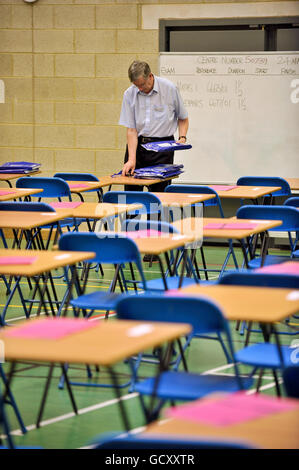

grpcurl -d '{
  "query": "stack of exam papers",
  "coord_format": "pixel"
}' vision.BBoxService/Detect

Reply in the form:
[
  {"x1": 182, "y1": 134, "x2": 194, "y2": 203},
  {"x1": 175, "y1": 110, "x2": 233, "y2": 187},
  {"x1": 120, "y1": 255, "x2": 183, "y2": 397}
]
[{"x1": 141, "y1": 140, "x2": 192, "y2": 152}]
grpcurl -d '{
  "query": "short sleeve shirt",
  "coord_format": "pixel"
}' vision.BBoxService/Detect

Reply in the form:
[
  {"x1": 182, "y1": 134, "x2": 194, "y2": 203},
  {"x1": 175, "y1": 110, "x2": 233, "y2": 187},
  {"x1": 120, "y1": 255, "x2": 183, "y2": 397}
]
[{"x1": 119, "y1": 75, "x2": 188, "y2": 138}]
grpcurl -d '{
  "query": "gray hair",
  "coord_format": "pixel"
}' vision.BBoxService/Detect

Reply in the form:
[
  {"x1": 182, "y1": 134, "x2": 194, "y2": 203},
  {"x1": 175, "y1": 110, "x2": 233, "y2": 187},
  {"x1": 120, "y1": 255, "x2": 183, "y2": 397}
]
[{"x1": 128, "y1": 61, "x2": 151, "y2": 82}]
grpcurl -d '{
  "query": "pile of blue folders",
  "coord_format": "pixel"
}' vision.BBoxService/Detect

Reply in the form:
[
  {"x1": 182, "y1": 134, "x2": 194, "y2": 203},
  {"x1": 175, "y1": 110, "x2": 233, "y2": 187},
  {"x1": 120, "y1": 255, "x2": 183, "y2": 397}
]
[
  {"x1": 0, "y1": 161, "x2": 41, "y2": 174},
  {"x1": 133, "y1": 164, "x2": 184, "y2": 179}
]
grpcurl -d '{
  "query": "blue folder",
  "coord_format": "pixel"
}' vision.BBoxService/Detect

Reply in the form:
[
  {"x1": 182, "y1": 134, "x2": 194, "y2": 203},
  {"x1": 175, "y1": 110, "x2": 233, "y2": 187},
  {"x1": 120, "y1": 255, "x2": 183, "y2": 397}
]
[
  {"x1": 0, "y1": 161, "x2": 41, "y2": 174},
  {"x1": 141, "y1": 140, "x2": 192, "y2": 152},
  {"x1": 111, "y1": 164, "x2": 184, "y2": 180}
]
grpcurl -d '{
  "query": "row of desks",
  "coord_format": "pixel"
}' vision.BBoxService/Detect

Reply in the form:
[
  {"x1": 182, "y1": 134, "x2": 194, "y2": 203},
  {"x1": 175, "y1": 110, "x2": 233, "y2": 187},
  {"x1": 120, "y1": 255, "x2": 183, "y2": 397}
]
[{"x1": 1, "y1": 171, "x2": 299, "y2": 191}]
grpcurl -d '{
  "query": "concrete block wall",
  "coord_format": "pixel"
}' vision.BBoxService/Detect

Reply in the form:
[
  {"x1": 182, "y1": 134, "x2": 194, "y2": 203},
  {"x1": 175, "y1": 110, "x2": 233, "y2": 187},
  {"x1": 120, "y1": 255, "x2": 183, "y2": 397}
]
[{"x1": 0, "y1": 0, "x2": 298, "y2": 191}]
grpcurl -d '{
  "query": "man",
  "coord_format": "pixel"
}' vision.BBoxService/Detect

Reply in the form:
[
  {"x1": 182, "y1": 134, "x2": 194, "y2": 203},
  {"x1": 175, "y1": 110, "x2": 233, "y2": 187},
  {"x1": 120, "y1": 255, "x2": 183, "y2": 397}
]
[{"x1": 119, "y1": 60, "x2": 189, "y2": 192}]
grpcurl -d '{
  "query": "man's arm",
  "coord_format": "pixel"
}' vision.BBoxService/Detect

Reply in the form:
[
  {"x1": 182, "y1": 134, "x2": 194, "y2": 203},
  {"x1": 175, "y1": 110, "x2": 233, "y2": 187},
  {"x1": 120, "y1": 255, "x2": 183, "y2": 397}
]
[
  {"x1": 176, "y1": 117, "x2": 189, "y2": 143},
  {"x1": 122, "y1": 128, "x2": 138, "y2": 176}
]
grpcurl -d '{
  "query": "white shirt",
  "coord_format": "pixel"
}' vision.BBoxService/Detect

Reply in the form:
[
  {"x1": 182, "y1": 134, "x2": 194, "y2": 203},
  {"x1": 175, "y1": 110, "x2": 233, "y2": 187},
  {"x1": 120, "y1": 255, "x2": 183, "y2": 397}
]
[{"x1": 119, "y1": 75, "x2": 188, "y2": 137}]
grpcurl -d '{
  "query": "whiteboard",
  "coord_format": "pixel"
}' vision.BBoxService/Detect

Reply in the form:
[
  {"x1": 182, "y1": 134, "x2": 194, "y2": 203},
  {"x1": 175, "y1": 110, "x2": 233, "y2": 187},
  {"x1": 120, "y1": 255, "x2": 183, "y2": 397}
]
[{"x1": 160, "y1": 52, "x2": 299, "y2": 184}]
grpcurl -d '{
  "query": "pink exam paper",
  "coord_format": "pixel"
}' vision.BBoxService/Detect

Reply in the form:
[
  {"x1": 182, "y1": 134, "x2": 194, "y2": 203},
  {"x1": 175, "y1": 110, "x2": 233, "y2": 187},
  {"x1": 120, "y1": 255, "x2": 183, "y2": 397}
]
[
  {"x1": 0, "y1": 190, "x2": 15, "y2": 196},
  {"x1": 210, "y1": 185, "x2": 238, "y2": 191},
  {"x1": 125, "y1": 229, "x2": 162, "y2": 239},
  {"x1": 222, "y1": 223, "x2": 259, "y2": 230},
  {"x1": 165, "y1": 391, "x2": 297, "y2": 427},
  {"x1": 49, "y1": 201, "x2": 82, "y2": 209},
  {"x1": 255, "y1": 262, "x2": 299, "y2": 275},
  {"x1": 0, "y1": 256, "x2": 37, "y2": 265},
  {"x1": 5, "y1": 317, "x2": 97, "y2": 340}
]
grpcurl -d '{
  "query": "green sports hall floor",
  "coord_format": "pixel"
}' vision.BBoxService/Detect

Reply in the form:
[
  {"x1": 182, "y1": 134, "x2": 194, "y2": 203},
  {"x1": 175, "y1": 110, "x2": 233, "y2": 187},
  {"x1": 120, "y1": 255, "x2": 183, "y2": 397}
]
[{"x1": 0, "y1": 243, "x2": 297, "y2": 449}]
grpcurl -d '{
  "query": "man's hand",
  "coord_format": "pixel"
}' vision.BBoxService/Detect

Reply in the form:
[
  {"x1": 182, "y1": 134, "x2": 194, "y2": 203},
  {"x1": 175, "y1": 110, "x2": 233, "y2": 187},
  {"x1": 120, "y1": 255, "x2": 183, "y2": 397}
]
[{"x1": 122, "y1": 160, "x2": 135, "y2": 177}]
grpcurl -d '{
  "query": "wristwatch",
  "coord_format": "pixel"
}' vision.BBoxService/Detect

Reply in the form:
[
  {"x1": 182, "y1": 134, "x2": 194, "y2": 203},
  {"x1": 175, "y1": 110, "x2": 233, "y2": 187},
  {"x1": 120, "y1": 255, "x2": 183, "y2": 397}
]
[{"x1": 179, "y1": 136, "x2": 187, "y2": 142}]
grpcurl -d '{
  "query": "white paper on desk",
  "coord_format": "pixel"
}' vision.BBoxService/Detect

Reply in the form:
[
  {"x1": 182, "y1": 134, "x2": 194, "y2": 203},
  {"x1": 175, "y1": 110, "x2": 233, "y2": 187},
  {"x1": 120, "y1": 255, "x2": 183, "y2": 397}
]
[
  {"x1": 286, "y1": 290, "x2": 299, "y2": 301},
  {"x1": 127, "y1": 324, "x2": 154, "y2": 337},
  {"x1": 54, "y1": 254, "x2": 72, "y2": 260}
]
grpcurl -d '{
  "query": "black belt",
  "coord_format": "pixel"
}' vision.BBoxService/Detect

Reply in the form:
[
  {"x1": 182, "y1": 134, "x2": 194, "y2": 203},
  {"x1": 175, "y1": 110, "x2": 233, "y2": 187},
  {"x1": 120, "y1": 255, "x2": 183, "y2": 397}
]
[{"x1": 139, "y1": 135, "x2": 174, "y2": 144}]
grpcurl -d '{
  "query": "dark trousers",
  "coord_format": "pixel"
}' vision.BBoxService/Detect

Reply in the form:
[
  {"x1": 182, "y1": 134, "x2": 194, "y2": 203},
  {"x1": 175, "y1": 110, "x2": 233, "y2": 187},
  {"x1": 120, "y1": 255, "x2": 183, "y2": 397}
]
[{"x1": 124, "y1": 135, "x2": 174, "y2": 192}]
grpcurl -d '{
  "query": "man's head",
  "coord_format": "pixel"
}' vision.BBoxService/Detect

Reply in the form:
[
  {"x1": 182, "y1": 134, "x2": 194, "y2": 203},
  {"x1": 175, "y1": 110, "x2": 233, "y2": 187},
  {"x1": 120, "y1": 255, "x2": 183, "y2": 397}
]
[{"x1": 128, "y1": 60, "x2": 154, "y2": 94}]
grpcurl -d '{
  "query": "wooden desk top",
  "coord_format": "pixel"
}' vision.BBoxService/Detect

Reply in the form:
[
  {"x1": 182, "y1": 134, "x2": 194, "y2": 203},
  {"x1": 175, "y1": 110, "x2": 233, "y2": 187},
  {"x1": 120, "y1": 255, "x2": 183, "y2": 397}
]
[
  {"x1": 0, "y1": 248, "x2": 95, "y2": 276},
  {"x1": 107, "y1": 231, "x2": 193, "y2": 255},
  {"x1": 177, "y1": 284, "x2": 299, "y2": 323},
  {"x1": 173, "y1": 217, "x2": 282, "y2": 241},
  {"x1": 155, "y1": 192, "x2": 215, "y2": 208},
  {"x1": 66, "y1": 181, "x2": 105, "y2": 193},
  {"x1": 0, "y1": 209, "x2": 73, "y2": 230},
  {"x1": 0, "y1": 170, "x2": 41, "y2": 182},
  {"x1": 145, "y1": 396, "x2": 299, "y2": 449},
  {"x1": 286, "y1": 178, "x2": 299, "y2": 190},
  {"x1": 0, "y1": 188, "x2": 44, "y2": 202},
  {"x1": 98, "y1": 174, "x2": 178, "y2": 188},
  {"x1": 213, "y1": 185, "x2": 281, "y2": 199},
  {"x1": 0, "y1": 318, "x2": 191, "y2": 367},
  {"x1": 53, "y1": 202, "x2": 142, "y2": 219}
]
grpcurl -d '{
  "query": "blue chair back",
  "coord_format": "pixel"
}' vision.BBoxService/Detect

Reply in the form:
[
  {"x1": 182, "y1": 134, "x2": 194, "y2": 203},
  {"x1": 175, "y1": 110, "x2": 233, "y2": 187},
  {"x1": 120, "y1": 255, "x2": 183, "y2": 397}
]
[
  {"x1": 116, "y1": 294, "x2": 233, "y2": 339},
  {"x1": 284, "y1": 197, "x2": 299, "y2": 208},
  {"x1": 103, "y1": 190, "x2": 162, "y2": 216},
  {"x1": 283, "y1": 366, "x2": 299, "y2": 398},
  {"x1": 54, "y1": 172, "x2": 99, "y2": 183},
  {"x1": 219, "y1": 271, "x2": 299, "y2": 289},
  {"x1": 237, "y1": 176, "x2": 291, "y2": 197},
  {"x1": 236, "y1": 205, "x2": 299, "y2": 232},
  {"x1": 165, "y1": 184, "x2": 224, "y2": 217},
  {"x1": 58, "y1": 232, "x2": 147, "y2": 289},
  {"x1": 91, "y1": 432, "x2": 252, "y2": 449},
  {"x1": 0, "y1": 201, "x2": 55, "y2": 212},
  {"x1": 121, "y1": 218, "x2": 178, "y2": 234},
  {"x1": 16, "y1": 177, "x2": 71, "y2": 200}
]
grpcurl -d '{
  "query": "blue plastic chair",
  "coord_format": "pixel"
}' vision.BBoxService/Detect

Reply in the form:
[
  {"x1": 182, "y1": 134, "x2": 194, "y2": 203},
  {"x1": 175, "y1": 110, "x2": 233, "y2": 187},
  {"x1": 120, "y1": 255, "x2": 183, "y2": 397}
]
[
  {"x1": 165, "y1": 184, "x2": 239, "y2": 279},
  {"x1": 103, "y1": 190, "x2": 163, "y2": 218},
  {"x1": 0, "y1": 201, "x2": 62, "y2": 323},
  {"x1": 219, "y1": 271, "x2": 299, "y2": 343},
  {"x1": 89, "y1": 431, "x2": 252, "y2": 449},
  {"x1": 283, "y1": 366, "x2": 299, "y2": 398},
  {"x1": 16, "y1": 176, "x2": 82, "y2": 232},
  {"x1": 284, "y1": 197, "x2": 299, "y2": 258},
  {"x1": 58, "y1": 231, "x2": 149, "y2": 390},
  {"x1": 121, "y1": 218, "x2": 198, "y2": 291},
  {"x1": 116, "y1": 294, "x2": 253, "y2": 421},
  {"x1": 237, "y1": 176, "x2": 292, "y2": 203},
  {"x1": 54, "y1": 172, "x2": 103, "y2": 202},
  {"x1": 236, "y1": 205, "x2": 299, "y2": 268},
  {"x1": 59, "y1": 231, "x2": 148, "y2": 318}
]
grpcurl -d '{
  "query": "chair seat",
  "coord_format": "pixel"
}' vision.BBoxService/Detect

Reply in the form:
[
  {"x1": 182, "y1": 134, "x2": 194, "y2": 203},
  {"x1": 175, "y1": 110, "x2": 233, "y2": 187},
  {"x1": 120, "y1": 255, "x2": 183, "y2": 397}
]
[
  {"x1": 134, "y1": 371, "x2": 253, "y2": 401},
  {"x1": 70, "y1": 291, "x2": 121, "y2": 312},
  {"x1": 248, "y1": 255, "x2": 291, "y2": 269},
  {"x1": 235, "y1": 343, "x2": 295, "y2": 369},
  {"x1": 144, "y1": 276, "x2": 197, "y2": 291}
]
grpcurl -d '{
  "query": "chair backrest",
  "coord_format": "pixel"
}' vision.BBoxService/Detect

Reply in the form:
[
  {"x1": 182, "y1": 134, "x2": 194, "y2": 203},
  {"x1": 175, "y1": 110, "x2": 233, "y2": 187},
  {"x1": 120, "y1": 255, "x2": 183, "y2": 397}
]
[
  {"x1": 219, "y1": 271, "x2": 299, "y2": 289},
  {"x1": 58, "y1": 232, "x2": 147, "y2": 289},
  {"x1": 91, "y1": 432, "x2": 251, "y2": 449},
  {"x1": 236, "y1": 205, "x2": 299, "y2": 232},
  {"x1": 116, "y1": 294, "x2": 233, "y2": 339},
  {"x1": 0, "y1": 201, "x2": 55, "y2": 212},
  {"x1": 16, "y1": 177, "x2": 71, "y2": 200},
  {"x1": 282, "y1": 366, "x2": 299, "y2": 398},
  {"x1": 103, "y1": 190, "x2": 162, "y2": 215},
  {"x1": 284, "y1": 197, "x2": 299, "y2": 208},
  {"x1": 165, "y1": 184, "x2": 224, "y2": 217},
  {"x1": 236, "y1": 176, "x2": 291, "y2": 197},
  {"x1": 54, "y1": 172, "x2": 99, "y2": 182},
  {"x1": 120, "y1": 218, "x2": 179, "y2": 234}
]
